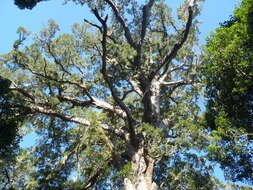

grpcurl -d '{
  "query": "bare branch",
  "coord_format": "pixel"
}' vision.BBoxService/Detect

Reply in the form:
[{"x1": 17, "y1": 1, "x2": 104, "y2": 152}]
[
  {"x1": 31, "y1": 104, "x2": 91, "y2": 125},
  {"x1": 120, "y1": 89, "x2": 134, "y2": 101},
  {"x1": 161, "y1": 79, "x2": 193, "y2": 86},
  {"x1": 58, "y1": 95, "x2": 127, "y2": 119},
  {"x1": 17, "y1": 61, "x2": 91, "y2": 96},
  {"x1": 84, "y1": 18, "x2": 117, "y2": 43},
  {"x1": 159, "y1": 63, "x2": 187, "y2": 82},
  {"x1": 170, "y1": 20, "x2": 180, "y2": 34},
  {"x1": 83, "y1": 18, "x2": 102, "y2": 32}
]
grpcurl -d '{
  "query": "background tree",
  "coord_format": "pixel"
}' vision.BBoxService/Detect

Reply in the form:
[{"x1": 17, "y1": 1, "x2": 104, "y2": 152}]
[
  {"x1": 203, "y1": 0, "x2": 253, "y2": 185},
  {"x1": 0, "y1": 76, "x2": 29, "y2": 189}
]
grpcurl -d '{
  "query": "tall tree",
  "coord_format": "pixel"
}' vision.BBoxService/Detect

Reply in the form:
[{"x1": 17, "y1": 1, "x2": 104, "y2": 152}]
[
  {"x1": 5, "y1": 0, "x2": 253, "y2": 189},
  {"x1": 2, "y1": 0, "x2": 206, "y2": 189},
  {"x1": 203, "y1": 0, "x2": 253, "y2": 184}
]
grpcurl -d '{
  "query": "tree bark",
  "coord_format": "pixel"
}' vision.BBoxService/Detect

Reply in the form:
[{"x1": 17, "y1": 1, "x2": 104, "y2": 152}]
[
  {"x1": 123, "y1": 147, "x2": 157, "y2": 190},
  {"x1": 142, "y1": 79, "x2": 161, "y2": 125}
]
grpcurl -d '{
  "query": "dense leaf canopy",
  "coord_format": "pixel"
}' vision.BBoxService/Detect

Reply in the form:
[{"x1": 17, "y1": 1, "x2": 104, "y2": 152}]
[
  {"x1": 14, "y1": 0, "x2": 46, "y2": 9},
  {"x1": 0, "y1": 76, "x2": 29, "y2": 189},
  {"x1": 203, "y1": 0, "x2": 253, "y2": 184}
]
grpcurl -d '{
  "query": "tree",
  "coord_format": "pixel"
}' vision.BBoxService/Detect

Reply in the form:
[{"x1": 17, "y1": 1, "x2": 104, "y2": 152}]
[
  {"x1": 203, "y1": 0, "x2": 253, "y2": 184},
  {"x1": 2, "y1": 0, "x2": 208, "y2": 189},
  {"x1": 3, "y1": 0, "x2": 253, "y2": 189},
  {"x1": 0, "y1": 76, "x2": 29, "y2": 189}
]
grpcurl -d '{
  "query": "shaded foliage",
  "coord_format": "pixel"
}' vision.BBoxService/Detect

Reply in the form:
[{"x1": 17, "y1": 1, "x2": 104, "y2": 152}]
[
  {"x1": 203, "y1": 0, "x2": 253, "y2": 184},
  {"x1": 14, "y1": 0, "x2": 47, "y2": 9},
  {"x1": 0, "y1": 77, "x2": 29, "y2": 189},
  {"x1": 0, "y1": 77, "x2": 27, "y2": 156}
]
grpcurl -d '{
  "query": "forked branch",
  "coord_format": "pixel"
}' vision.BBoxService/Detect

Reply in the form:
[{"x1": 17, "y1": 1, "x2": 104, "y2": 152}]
[
  {"x1": 149, "y1": 2, "x2": 195, "y2": 80},
  {"x1": 92, "y1": 8, "x2": 137, "y2": 143},
  {"x1": 104, "y1": 0, "x2": 136, "y2": 48}
]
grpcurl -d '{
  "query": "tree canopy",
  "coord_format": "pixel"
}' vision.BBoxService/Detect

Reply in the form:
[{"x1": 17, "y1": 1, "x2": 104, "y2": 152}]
[
  {"x1": 14, "y1": 0, "x2": 46, "y2": 9},
  {"x1": 1, "y1": 0, "x2": 253, "y2": 189},
  {"x1": 203, "y1": 0, "x2": 253, "y2": 184},
  {"x1": 0, "y1": 76, "x2": 29, "y2": 189}
]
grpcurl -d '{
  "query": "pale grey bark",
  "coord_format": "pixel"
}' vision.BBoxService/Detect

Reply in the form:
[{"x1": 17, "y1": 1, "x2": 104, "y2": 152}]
[
  {"x1": 150, "y1": 80, "x2": 162, "y2": 124},
  {"x1": 124, "y1": 147, "x2": 157, "y2": 190}
]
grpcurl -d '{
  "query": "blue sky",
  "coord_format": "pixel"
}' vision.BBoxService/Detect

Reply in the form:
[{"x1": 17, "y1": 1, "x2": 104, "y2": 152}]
[{"x1": 0, "y1": 0, "x2": 239, "y2": 54}]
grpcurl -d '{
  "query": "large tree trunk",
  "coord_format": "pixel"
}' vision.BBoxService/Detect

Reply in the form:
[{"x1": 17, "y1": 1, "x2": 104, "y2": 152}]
[
  {"x1": 123, "y1": 147, "x2": 157, "y2": 190},
  {"x1": 142, "y1": 79, "x2": 161, "y2": 125}
]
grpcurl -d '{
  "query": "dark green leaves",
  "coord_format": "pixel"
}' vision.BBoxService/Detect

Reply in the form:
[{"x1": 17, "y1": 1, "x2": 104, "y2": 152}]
[{"x1": 203, "y1": 0, "x2": 253, "y2": 184}]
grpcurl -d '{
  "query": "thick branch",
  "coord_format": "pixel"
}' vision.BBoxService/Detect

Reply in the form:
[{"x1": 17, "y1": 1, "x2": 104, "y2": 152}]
[
  {"x1": 104, "y1": 0, "x2": 136, "y2": 48},
  {"x1": 129, "y1": 78, "x2": 143, "y2": 96},
  {"x1": 92, "y1": 10, "x2": 137, "y2": 144},
  {"x1": 58, "y1": 95, "x2": 127, "y2": 119},
  {"x1": 141, "y1": 0, "x2": 155, "y2": 43},
  {"x1": 161, "y1": 79, "x2": 193, "y2": 86},
  {"x1": 31, "y1": 104, "x2": 91, "y2": 126},
  {"x1": 10, "y1": 81, "x2": 129, "y2": 139},
  {"x1": 33, "y1": 103, "x2": 128, "y2": 137},
  {"x1": 92, "y1": 97, "x2": 127, "y2": 118},
  {"x1": 149, "y1": 3, "x2": 194, "y2": 80}
]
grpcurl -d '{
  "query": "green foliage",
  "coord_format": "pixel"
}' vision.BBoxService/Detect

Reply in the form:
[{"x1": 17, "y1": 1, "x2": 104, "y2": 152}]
[
  {"x1": 14, "y1": 0, "x2": 47, "y2": 9},
  {"x1": 203, "y1": 0, "x2": 253, "y2": 132},
  {"x1": 118, "y1": 162, "x2": 133, "y2": 178},
  {"x1": 0, "y1": 77, "x2": 29, "y2": 189},
  {"x1": 2, "y1": 1, "x2": 211, "y2": 187},
  {"x1": 203, "y1": 0, "x2": 253, "y2": 184},
  {"x1": 0, "y1": 77, "x2": 25, "y2": 156},
  {"x1": 5, "y1": 0, "x2": 253, "y2": 189}
]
